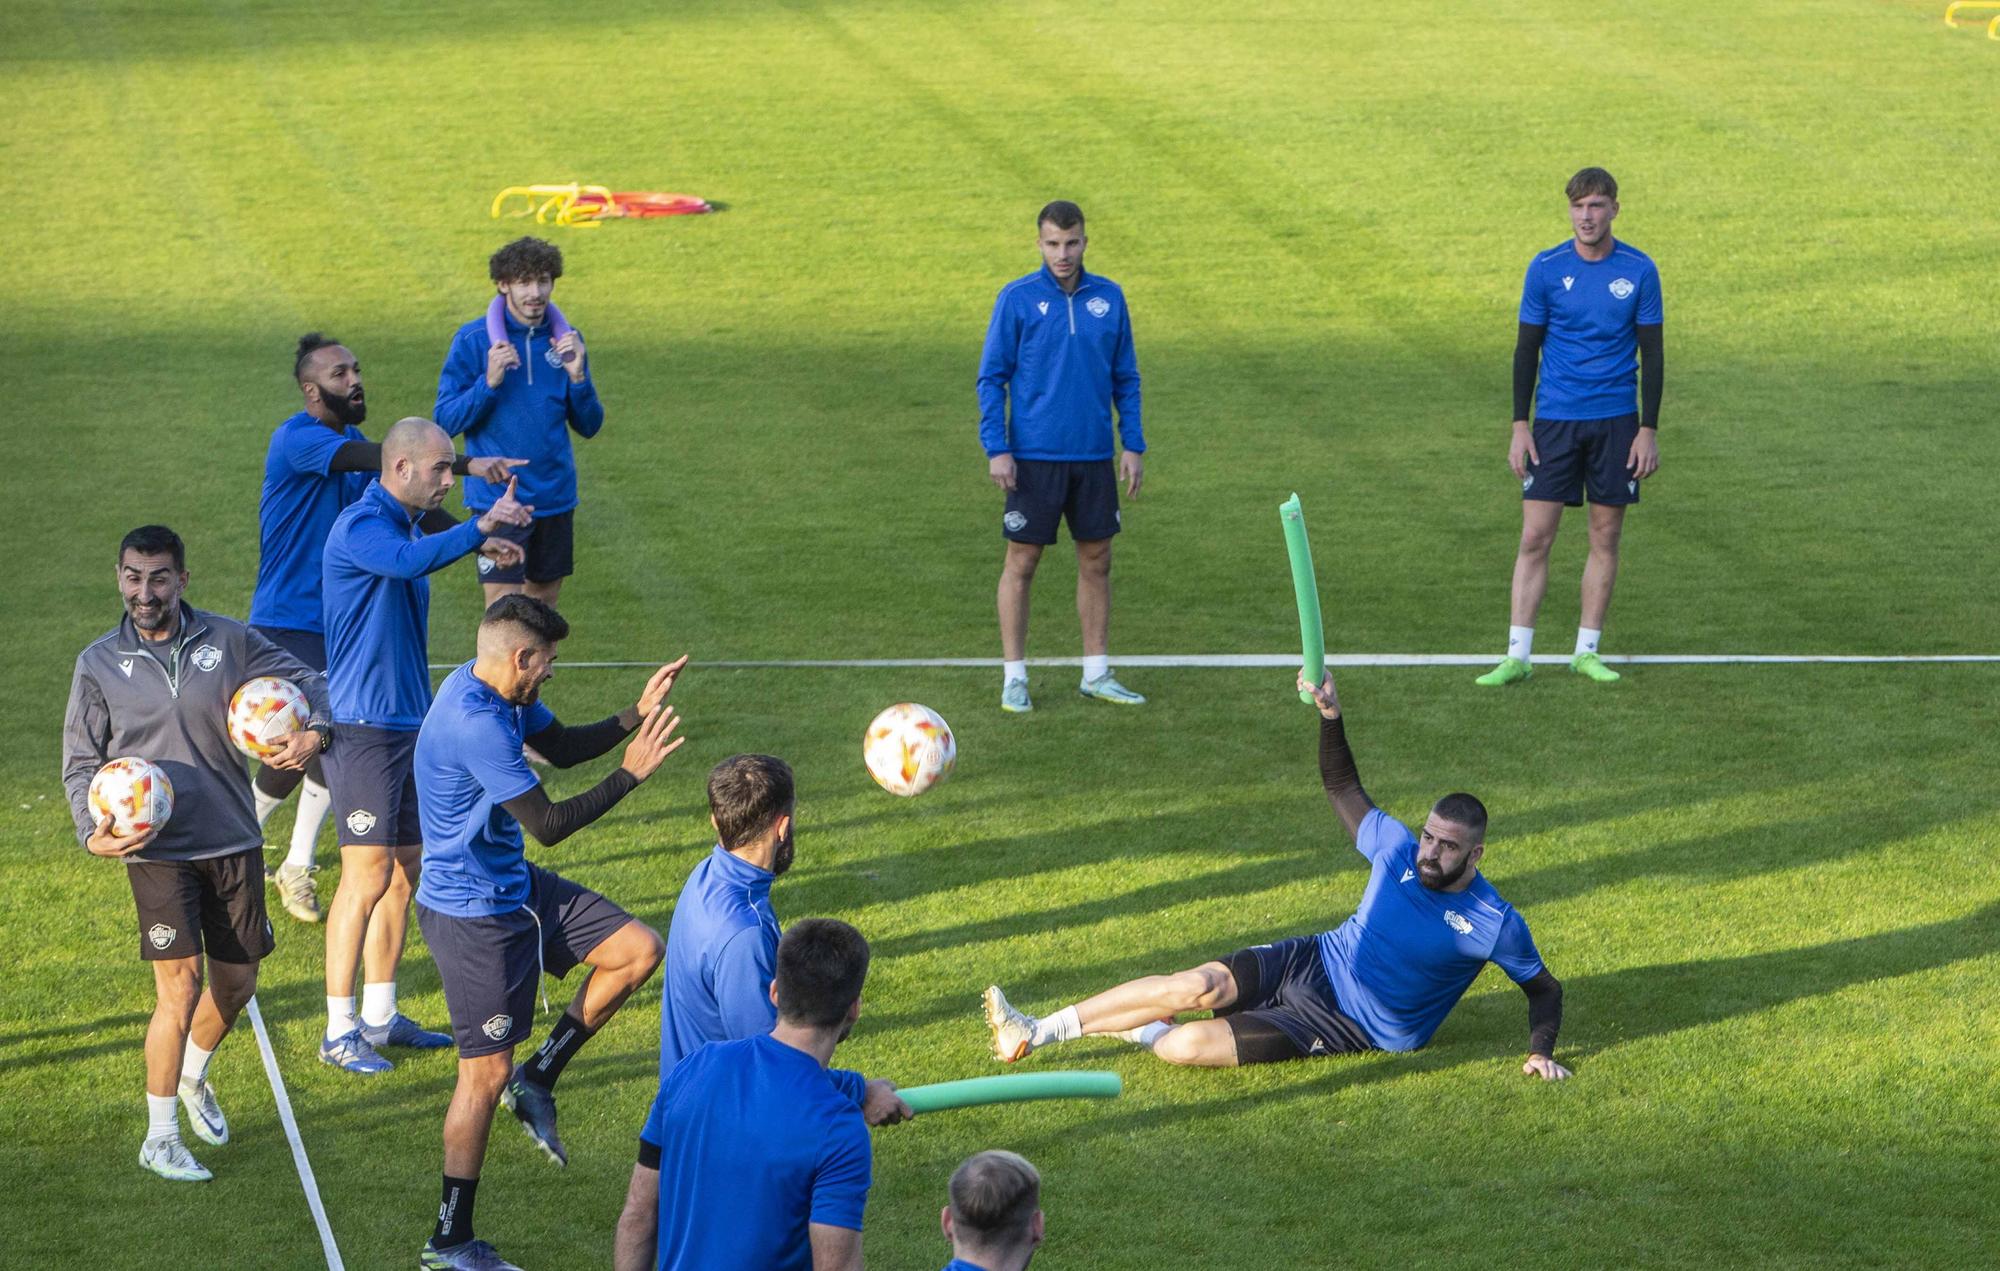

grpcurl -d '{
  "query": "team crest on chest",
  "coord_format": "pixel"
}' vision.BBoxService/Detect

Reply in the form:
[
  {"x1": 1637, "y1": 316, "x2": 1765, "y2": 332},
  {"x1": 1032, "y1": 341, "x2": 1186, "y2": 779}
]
[
  {"x1": 1609, "y1": 278, "x2": 1635, "y2": 300},
  {"x1": 544, "y1": 346, "x2": 565, "y2": 369},
  {"x1": 190, "y1": 644, "x2": 222, "y2": 673},
  {"x1": 1443, "y1": 910, "x2": 1473, "y2": 935},
  {"x1": 1086, "y1": 297, "x2": 1111, "y2": 319}
]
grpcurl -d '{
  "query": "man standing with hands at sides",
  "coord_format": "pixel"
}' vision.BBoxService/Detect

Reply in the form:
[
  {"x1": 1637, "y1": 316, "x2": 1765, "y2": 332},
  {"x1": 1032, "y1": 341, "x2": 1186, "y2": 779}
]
[
  {"x1": 435, "y1": 236, "x2": 603, "y2": 609},
  {"x1": 940, "y1": 1151, "x2": 1045, "y2": 1271},
  {"x1": 978, "y1": 200, "x2": 1147, "y2": 714},
  {"x1": 317, "y1": 417, "x2": 530, "y2": 1076},
  {"x1": 250, "y1": 333, "x2": 523, "y2": 924},
  {"x1": 63, "y1": 526, "x2": 328, "y2": 1181},
  {"x1": 414, "y1": 596, "x2": 684, "y2": 1271},
  {"x1": 615, "y1": 920, "x2": 912, "y2": 1271},
  {"x1": 1478, "y1": 167, "x2": 1663, "y2": 688}
]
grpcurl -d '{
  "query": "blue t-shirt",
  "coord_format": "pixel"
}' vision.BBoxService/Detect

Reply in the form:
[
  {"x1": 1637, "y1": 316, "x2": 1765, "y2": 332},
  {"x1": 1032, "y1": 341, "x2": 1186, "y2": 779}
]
[
  {"x1": 1518, "y1": 240, "x2": 1663, "y2": 422},
  {"x1": 413, "y1": 663, "x2": 555, "y2": 916},
  {"x1": 1316, "y1": 809, "x2": 1547, "y2": 1052},
  {"x1": 943, "y1": 1261, "x2": 998, "y2": 1271},
  {"x1": 642, "y1": 1034, "x2": 872, "y2": 1271},
  {"x1": 321, "y1": 480, "x2": 485, "y2": 729},
  {"x1": 249, "y1": 412, "x2": 372, "y2": 633}
]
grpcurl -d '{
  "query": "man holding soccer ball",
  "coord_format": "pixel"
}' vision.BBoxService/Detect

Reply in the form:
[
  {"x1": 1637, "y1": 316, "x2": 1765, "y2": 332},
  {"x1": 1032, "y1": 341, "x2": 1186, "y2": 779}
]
[{"x1": 62, "y1": 526, "x2": 329, "y2": 1182}]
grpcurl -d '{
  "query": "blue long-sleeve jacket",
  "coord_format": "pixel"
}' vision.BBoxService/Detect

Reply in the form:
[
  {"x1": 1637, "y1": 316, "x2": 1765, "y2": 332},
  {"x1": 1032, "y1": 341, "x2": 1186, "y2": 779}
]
[
  {"x1": 322, "y1": 480, "x2": 484, "y2": 728},
  {"x1": 977, "y1": 265, "x2": 1143, "y2": 460},
  {"x1": 434, "y1": 307, "x2": 604, "y2": 515}
]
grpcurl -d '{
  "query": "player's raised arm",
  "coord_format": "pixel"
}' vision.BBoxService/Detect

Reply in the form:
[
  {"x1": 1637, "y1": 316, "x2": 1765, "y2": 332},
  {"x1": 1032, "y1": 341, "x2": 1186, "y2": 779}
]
[
  {"x1": 502, "y1": 704, "x2": 683, "y2": 847},
  {"x1": 1298, "y1": 671, "x2": 1376, "y2": 841},
  {"x1": 523, "y1": 656, "x2": 689, "y2": 769}
]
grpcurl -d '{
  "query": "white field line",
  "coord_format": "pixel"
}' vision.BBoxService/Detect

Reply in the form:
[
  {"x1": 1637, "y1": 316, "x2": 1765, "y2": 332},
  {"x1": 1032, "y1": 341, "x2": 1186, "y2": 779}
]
[
  {"x1": 431, "y1": 653, "x2": 2000, "y2": 671},
  {"x1": 246, "y1": 997, "x2": 346, "y2": 1271}
]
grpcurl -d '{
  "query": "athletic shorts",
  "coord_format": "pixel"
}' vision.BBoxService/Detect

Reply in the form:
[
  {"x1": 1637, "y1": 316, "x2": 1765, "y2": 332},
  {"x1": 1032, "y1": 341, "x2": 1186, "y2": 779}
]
[
  {"x1": 1215, "y1": 936, "x2": 1376, "y2": 1063},
  {"x1": 417, "y1": 863, "x2": 634, "y2": 1057},
  {"x1": 476, "y1": 510, "x2": 575, "y2": 585},
  {"x1": 127, "y1": 849, "x2": 274, "y2": 964},
  {"x1": 1522, "y1": 414, "x2": 1643, "y2": 507},
  {"x1": 251, "y1": 626, "x2": 327, "y2": 674},
  {"x1": 1003, "y1": 459, "x2": 1120, "y2": 545},
  {"x1": 323, "y1": 724, "x2": 421, "y2": 847}
]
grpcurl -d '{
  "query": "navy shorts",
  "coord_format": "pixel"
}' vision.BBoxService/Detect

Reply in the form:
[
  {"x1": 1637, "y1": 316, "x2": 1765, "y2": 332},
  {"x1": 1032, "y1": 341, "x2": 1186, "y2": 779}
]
[
  {"x1": 477, "y1": 510, "x2": 575, "y2": 585},
  {"x1": 322, "y1": 724, "x2": 421, "y2": 847},
  {"x1": 1003, "y1": 459, "x2": 1120, "y2": 546},
  {"x1": 1215, "y1": 936, "x2": 1375, "y2": 1063},
  {"x1": 127, "y1": 849, "x2": 274, "y2": 964},
  {"x1": 1522, "y1": 414, "x2": 1642, "y2": 507},
  {"x1": 418, "y1": 863, "x2": 635, "y2": 1056},
  {"x1": 251, "y1": 626, "x2": 327, "y2": 674}
]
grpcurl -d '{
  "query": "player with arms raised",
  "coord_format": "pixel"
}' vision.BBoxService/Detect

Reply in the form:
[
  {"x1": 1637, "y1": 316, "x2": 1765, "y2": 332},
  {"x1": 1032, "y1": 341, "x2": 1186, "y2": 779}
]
[{"x1": 983, "y1": 671, "x2": 1568, "y2": 1079}]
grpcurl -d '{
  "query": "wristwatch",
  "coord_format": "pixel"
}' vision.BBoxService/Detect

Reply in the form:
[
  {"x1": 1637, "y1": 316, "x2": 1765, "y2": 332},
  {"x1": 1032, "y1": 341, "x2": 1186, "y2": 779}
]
[{"x1": 309, "y1": 723, "x2": 333, "y2": 753}]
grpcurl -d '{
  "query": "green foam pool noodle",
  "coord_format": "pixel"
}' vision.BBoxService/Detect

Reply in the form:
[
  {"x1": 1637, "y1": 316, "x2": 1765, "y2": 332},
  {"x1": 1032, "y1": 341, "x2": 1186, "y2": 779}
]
[
  {"x1": 1280, "y1": 493, "x2": 1324, "y2": 702},
  {"x1": 898, "y1": 1071, "x2": 1123, "y2": 1114}
]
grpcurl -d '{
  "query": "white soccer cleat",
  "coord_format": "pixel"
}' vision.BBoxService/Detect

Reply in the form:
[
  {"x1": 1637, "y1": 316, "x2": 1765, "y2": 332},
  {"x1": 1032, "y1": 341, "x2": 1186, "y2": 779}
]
[
  {"x1": 139, "y1": 1135, "x2": 212, "y2": 1182},
  {"x1": 983, "y1": 985, "x2": 1037, "y2": 1063},
  {"x1": 178, "y1": 1076, "x2": 228, "y2": 1146}
]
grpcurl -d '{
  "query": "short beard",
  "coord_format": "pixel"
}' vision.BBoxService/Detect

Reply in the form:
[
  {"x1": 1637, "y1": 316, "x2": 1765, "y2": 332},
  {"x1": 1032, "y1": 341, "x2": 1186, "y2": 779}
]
[
  {"x1": 770, "y1": 826, "x2": 796, "y2": 877},
  {"x1": 321, "y1": 388, "x2": 366, "y2": 426},
  {"x1": 128, "y1": 598, "x2": 177, "y2": 634},
  {"x1": 1418, "y1": 858, "x2": 1470, "y2": 890}
]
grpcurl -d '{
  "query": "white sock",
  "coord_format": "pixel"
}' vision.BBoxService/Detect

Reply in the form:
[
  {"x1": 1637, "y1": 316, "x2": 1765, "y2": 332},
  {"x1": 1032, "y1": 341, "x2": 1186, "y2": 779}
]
[
  {"x1": 147, "y1": 1093, "x2": 179, "y2": 1141},
  {"x1": 254, "y1": 786, "x2": 284, "y2": 829},
  {"x1": 1114, "y1": 1021, "x2": 1172, "y2": 1049},
  {"x1": 180, "y1": 1039, "x2": 215, "y2": 1086},
  {"x1": 1081, "y1": 654, "x2": 1109, "y2": 684},
  {"x1": 1003, "y1": 659, "x2": 1028, "y2": 685},
  {"x1": 360, "y1": 982, "x2": 397, "y2": 1028},
  {"x1": 326, "y1": 996, "x2": 357, "y2": 1042},
  {"x1": 1575, "y1": 627, "x2": 1602, "y2": 657},
  {"x1": 284, "y1": 779, "x2": 331, "y2": 871},
  {"x1": 1507, "y1": 626, "x2": 1535, "y2": 661},
  {"x1": 1029, "y1": 1005, "x2": 1082, "y2": 1048}
]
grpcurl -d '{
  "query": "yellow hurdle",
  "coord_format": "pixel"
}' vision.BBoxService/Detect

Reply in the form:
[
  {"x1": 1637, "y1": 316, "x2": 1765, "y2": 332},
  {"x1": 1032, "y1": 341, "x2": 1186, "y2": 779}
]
[
  {"x1": 1944, "y1": 1, "x2": 2000, "y2": 27},
  {"x1": 489, "y1": 184, "x2": 616, "y2": 228}
]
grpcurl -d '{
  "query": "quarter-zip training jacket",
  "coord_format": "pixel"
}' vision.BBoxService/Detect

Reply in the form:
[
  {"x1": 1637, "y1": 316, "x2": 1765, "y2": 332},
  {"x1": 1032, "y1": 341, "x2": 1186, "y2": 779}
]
[
  {"x1": 433, "y1": 306, "x2": 604, "y2": 516},
  {"x1": 322, "y1": 479, "x2": 486, "y2": 730},
  {"x1": 977, "y1": 265, "x2": 1144, "y2": 461},
  {"x1": 62, "y1": 603, "x2": 330, "y2": 862}
]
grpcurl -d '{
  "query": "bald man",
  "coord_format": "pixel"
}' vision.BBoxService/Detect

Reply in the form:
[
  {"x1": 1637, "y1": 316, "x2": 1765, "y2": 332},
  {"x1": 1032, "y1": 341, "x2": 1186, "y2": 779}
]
[{"x1": 317, "y1": 418, "x2": 531, "y2": 1075}]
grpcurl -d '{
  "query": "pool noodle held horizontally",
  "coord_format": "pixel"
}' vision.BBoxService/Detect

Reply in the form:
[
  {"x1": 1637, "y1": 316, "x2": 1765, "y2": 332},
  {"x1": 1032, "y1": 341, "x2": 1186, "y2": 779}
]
[
  {"x1": 897, "y1": 1071, "x2": 1123, "y2": 1115},
  {"x1": 485, "y1": 295, "x2": 576, "y2": 363}
]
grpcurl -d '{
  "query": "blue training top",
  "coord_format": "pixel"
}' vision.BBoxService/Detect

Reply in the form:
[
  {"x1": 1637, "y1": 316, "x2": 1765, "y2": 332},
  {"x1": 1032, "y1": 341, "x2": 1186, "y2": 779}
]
[
  {"x1": 641, "y1": 1034, "x2": 872, "y2": 1271},
  {"x1": 1317, "y1": 809, "x2": 1547, "y2": 1052},
  {"x1": 413, "y1": 663, "x2": 555, "y2": 916},
  {"x1": 250, "y1": 412, "x2": 372, "y2": 634},
  {"x1": 434, "y1": 307, "x2": 603, "y2": 515},
  {"x1": 977, "y1": 265, "x2": 1143, "y2": 461},
  {"x1": 321, "y1": 480, "x2": 485, "y2": 729},
  {"x1": 1519, "y1": 239, "x2": 1663, "y2": 422}
]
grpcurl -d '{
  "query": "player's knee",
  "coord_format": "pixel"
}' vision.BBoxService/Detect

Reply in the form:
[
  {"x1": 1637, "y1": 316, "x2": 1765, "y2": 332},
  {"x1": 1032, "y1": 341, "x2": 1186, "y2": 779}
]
[
  {"x1": 1076, "y1": 540, "x2": 1111, "y2": 574},
  {"x1": 1169, "y1": 967, "x2": 1229, "y2": 1011},
  {"x1": 210, "y1": 965, "x2": 257, "y2": 1013},
  {"x1": 618, "y1": 922, "x2": 665, "y2": 977},
  {"x1": 1151, "y1": 1026, "x2": 1203, "y2": 1066},
  {"x1": 153, "y1": 963, "x2": 201, "y2": 1015},
  {"x1": 460, "y1": 1054, "x2": 513, "y2": 1100},
  {"x1": 339, "y1": 854, "x2": 394, "y2": 903},
  {"x1": 1519, "y1": 524, "x2": 1557, "y2": 557},
  {"x1": 1588, "y1": 524, "x2": 1622, "y2": 554}
]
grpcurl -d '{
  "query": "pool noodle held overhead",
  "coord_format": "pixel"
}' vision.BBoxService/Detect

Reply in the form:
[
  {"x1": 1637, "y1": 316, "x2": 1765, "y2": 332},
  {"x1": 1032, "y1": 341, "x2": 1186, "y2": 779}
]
[
  {"x1": 486, "y1": 295, "x2": 576, "y2": 364},
  {"x1": 898, "y1": 1071, "x2": 1122, "y2": 1114},
  {"x1": 1280, "y1": 494, "x2": 1325, "y2": 703}
]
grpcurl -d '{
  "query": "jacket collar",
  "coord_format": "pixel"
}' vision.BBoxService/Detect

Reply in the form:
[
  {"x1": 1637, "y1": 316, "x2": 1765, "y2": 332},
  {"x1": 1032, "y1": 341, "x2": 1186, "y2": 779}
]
[
  {"x1": 707, "y1": 842, "x2": 774, "y2": 894},
  {"x1": 362, "y1": 477, "x2": 422, "y2": 527},
  {"x1": 1037, "y1": 263, "x2": 1097, "y2": 295}
]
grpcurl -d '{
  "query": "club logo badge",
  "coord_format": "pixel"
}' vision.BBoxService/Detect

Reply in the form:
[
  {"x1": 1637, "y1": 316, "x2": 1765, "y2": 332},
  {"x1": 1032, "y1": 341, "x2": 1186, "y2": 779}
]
[
  {"x1": 119, "y1": 658, "x2": 134, "y2": 678},
  {"x1": 190, "y1": 644, "x2": 222, "y2": 673},
  {"x1": 1444, "y1": 910, "x2": 1473, "y2": 935},
  {"x1": 1086, "y1": 297, "x2": 1111, "y2": 318},
  {"x1": 1609, "y1": 277, "x2": 1635, "y2": 300},
  {"x1": 477, "y1": 555, "x2": 495, "y2": 575},
  {"x1": 1003, "y1": 511, "x2": 1028, "y2": 532},
  {"x1": 1522, "y1": 475, "x2": 1535, "y2": 493},
  {"x1": 544, "y1": 346, "x2": 564, "y2": 369},
  {"x1": 1401, "y1": 868, "x2": 1415, "y2": 883},
  {"x1": 482, "y1": 1014, "x2": 513, "y2": 1041},
  {"x1": 1629, "y1": 480, "x2": 1638, "y2": 495},
  {"x1": 345, "y1": 809, "x2": 378, "y2": 837},
  {"x1": 1562, "y1": 275, "x2": 1574, "y2": 291},
  {"x1": 1037, "y1": 301, "x2": 1049, "y2": 315},
  {"x1": 148, "y1": 923, "x2": 177, "y2": 950}
]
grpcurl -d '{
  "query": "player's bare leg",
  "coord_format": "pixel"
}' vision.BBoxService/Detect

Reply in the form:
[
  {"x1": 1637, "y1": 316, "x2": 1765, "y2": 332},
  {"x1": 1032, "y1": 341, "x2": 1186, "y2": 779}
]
[
  {"x1": 522, "y1": 578, "x2": 563, "y2": 607},
  {"x1": 147, "y1": 956, "x2": 204, "y2": 1100},
  {"x1": 1480, "y1": 501, "x2": 1563, "y2": 685},
  {"x1": 482, "y1": 581, "x2": 524, "y2": 608},
  {"x1": 444, "y1": 1050, "x2": 514, "y2": 1177},
  {"x1": 997, "y1": 541, "x2": 1041, "y2": 711},
  {"x1": 570, "y1": 920, "x2": 665, "y2": 1030},
  {"x1": 1571, "y1": 502, "x2": 1625, "y2": 682},
  {"x1": 360, "y1": 844, "x2": 420, "y2": 987},
  {"x1": 1074, "y1": 537, "x2": 1142, "y2": 702},
  {"x1": 320, "y1": 844, "x2": 396, "y2": 1072},
  {"x1": 986, "y1": 962, "x2": 1239, "y2": 1062}
]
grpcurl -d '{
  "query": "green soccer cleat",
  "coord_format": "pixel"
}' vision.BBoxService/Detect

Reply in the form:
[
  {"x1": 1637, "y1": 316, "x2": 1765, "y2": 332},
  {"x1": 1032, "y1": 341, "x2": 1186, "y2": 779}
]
[
  {"x1": 1078, "y1": 673, "x2": 1145, "y2": 705},
  {"x1": 1474, "y1": 656, "x2": 1533, "y2": 687},
  {"x1": 1570, "y1": 652, "x2": 1621, "y2": 683},
  {"x1": 1000, "y1": 679, "x2": 1033, "y2": 713}
]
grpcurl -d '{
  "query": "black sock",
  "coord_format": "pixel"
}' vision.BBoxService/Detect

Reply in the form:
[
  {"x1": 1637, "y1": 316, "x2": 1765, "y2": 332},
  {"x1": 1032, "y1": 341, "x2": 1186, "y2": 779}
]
[
  {"x1": 434, "y1": 1174, "x2": 478, "y2": 1248},
  {"x1": 520, "y1": 1010, "x2": 594, "y2": 1092}
]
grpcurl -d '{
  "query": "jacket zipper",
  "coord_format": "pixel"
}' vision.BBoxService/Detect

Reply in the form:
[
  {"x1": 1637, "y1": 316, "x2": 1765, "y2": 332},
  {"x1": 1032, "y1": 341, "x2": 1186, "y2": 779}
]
[
  {"x1": 1065, "y1": 290, "x2": 1076, "y2": 335},
  {"x1": 522, "y1": 327, "x2": 534, "y2": 385},
  {"x1": 121, "y1": 617, "x2": 204, "y2": 699}
]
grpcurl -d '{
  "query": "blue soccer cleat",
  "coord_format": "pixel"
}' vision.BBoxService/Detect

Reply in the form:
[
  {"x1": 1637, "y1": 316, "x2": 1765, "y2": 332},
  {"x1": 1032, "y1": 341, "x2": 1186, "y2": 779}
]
[
  {"x1": 319, "y1": 1028, "x2": 393, "y2": 1075},
  {"x1": 420, "y1": 1239, "x2": 524, "y2": 1270},
  {"x1": 501, "y1": 1069, "x2": 567, "y2": 1166},
  {"x1": 361, "y1": 1012, "x2": 453, "y2": 1050}
]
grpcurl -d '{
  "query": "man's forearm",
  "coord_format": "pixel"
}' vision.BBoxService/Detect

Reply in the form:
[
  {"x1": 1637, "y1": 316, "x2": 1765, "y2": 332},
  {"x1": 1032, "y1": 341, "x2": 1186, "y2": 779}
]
[
  {"x1": 1522, "y1": 970, "x2": 1563, "y2": 1056},
  {"x1": 1512, "y1": 322, "x2": 1546, "y2": 420},
  {"x1": 1637, "y1": 323, "x2": 1663, "y2": 429},
  {"x1": 1319, "y1": 714, "x2": 1375, "y2": 839},
  {"x1": 525, "y1": 712, "x2": 634, "y2": 769},
  {"x1": 502, "y1": 769, "x2": 639, "y2": 846}
]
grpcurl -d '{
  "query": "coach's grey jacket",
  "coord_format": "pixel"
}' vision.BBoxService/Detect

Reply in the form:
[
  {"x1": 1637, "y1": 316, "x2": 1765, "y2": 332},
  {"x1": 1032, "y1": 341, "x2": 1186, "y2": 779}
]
[{"x1": 62, "y1": 603, "x2": 329, "y2": 863}]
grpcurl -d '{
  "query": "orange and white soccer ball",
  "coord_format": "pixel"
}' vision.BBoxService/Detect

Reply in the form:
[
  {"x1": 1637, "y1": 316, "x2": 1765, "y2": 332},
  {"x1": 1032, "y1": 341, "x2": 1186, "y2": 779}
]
[
  {"x1": 863, "y1": 703, "x2": 956, "y2": 797},
  {"x1": 89, "y1": 757, "x2": 175, "y2": 836},
  {"x1": 228, "y1": 676, "x2": 310, "y2": 760}
]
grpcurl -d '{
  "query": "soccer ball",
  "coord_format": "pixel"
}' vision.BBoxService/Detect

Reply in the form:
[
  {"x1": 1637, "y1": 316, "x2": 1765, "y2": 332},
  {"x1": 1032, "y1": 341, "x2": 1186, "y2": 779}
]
[
  {"x1": 228, "y1": 676, "x2": 310, "y2": 759},
  {"x1": 89, "y1": 757, "x2": 174, "y2": 836},
  {"x1": 863, "y1": 703, "x2": 956, "y2": 797}
]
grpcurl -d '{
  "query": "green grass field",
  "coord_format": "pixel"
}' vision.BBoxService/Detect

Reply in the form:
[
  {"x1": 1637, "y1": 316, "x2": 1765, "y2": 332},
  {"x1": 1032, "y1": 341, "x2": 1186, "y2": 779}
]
[{"x1": 4, "y1": 1, "x2": 1997, "y2": 1267}]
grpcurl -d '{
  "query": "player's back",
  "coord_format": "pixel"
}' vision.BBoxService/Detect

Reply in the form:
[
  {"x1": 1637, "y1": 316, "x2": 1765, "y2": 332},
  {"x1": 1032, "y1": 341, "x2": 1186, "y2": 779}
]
[{"x1": 660, "y1": 846, "x2": 781, "y2": 1076}]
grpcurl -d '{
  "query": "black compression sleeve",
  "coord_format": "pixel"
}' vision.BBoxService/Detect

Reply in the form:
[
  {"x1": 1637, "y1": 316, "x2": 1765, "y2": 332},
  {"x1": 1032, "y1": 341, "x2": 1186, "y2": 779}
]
[
  {"x1": 1522, "y1": 970, "x2": 1563, "y2": 1056},
  {"x1": 525, "y1": 713, "x2": 634, "y2": 769},
  {"x1": 1318, "y1": 714, "x2": 1375, "y2": 835},
  {"x1": 501, "y1": 769, "x2": 638, "y2": 846},
  {"x1": 417, "y1": 507, "x2": 461, "y2": 535},
  {"x1": 1512, "y1": 322, "x2": 1546, "y2": 420},
  {"x1": 637, "y1": 1138, "x2": 661, "y2": 1170},
  {"x1": 1637, "y1": 323, "x2": 1663, "y2": 429},
  {"x1": 327, "y1": 440, "x2": 383, "y2": 472}
]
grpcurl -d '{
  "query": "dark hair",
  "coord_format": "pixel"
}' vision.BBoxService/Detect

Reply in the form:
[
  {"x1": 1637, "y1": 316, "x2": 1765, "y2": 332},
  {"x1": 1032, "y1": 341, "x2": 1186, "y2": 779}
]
[
  {"x1": 294, "y1": 332, "x2": 343, "y2": 382},
  {"x1": 708, "y1": 754, "x2": 795, "y2": 850},
  {"x1": 481, "y1": 594, "x2": 569, "y2": 646},
  {"x1": 774, "y1": 918, "x2": 870, "y2": 1028},
  {"x1": 949, "y1": 1150, "x2": 1042, "y2": 1246},
  {"x1": 489, "y1": 236, "x2": 564, "y2": 283},
  {"x1": 119, "y1": 525, "x2": 185, "y2": 571},
  {"x1": 1565, "y1": 167, "x2": 1618, "y2": 202},
  {"x1": 1036, "y1": 200, "x2": 1085, "y2": 231},
  {"x1": 1431, "y1": 792, "x2": 1488, "y2": 841}
]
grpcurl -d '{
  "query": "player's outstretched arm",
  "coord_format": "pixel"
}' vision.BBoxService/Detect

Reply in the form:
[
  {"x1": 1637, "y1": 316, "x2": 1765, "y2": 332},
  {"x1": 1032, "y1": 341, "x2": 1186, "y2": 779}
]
[
  {"x1": 1519, "y1": 969, "x2": 1568, "y2": 1080},
  {"x1": 525, "y1": 656, "x2": 690, "y2": 769},
  {"x1": 502, "y1": 706, "x2": 684, "y2": 845},
  {"x1": 1298, "y1": 671, "x2": 1375, "y2": 840}
]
